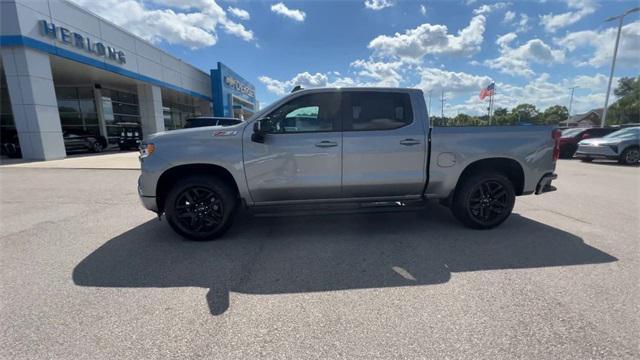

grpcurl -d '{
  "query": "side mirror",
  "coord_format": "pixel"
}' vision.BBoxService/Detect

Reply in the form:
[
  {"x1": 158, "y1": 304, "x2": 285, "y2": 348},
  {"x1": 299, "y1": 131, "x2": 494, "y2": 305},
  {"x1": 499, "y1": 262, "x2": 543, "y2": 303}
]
[
  {"x1": 251, "y1": 119, "x2": 265, "y2": 143},
  {"x1": 581, "y1": 133, "x2": 591, "y2": 139}
]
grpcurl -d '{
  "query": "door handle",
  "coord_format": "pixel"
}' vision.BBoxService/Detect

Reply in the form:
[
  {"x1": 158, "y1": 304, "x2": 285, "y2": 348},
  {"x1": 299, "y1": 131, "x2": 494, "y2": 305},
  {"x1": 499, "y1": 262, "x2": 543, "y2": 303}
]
[
  {"x1": 400, "y1": 139, "x2": 421, "y2": 146},
  {"x1": 315, "y1": 141, "x2": 338, "y2": 148}
]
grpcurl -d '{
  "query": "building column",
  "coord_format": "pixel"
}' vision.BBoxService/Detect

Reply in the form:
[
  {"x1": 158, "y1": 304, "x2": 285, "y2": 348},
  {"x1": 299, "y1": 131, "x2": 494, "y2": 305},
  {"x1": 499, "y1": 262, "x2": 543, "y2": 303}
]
[
  {"x1": 93, "y1": 86, "x2": 108, "y2": 139},
  {"x1": 137, "y1": 83, "x2": 164, "y2": 138},
  {"x1": 1, "y1": 46, "x2": 65, "y2": 160}
]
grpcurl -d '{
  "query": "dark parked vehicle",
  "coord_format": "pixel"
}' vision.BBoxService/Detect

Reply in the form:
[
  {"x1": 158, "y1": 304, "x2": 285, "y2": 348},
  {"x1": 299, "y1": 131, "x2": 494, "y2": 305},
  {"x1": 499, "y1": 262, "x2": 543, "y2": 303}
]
[
  {"x1": 118, "y1": 123, "x2": 143, "y2": 150},
  {"x1": 1, "y1": 130, "x2": 107, "y2": 158},
  {"x1": 184, "y1": 117, "x2": 242, "y2": 128},
  {"x1": 63, "y1": 131, "x2": 108, "y2": 153},
  {"x1": 558, "y1": 127, "x2": 618, "y2": 158}
]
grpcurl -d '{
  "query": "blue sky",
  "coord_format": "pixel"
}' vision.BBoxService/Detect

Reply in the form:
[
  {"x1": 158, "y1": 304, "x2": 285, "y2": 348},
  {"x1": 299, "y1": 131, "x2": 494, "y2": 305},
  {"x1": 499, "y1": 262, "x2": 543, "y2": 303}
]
[{"x1": 74, "y1": 0, "x2": 640, "y2": 116}]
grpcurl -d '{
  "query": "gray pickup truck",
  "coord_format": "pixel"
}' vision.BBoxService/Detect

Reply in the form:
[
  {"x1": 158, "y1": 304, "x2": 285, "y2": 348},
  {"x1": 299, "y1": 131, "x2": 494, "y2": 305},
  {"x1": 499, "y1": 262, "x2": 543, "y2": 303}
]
[{"x1": 138, "y1": 88, "x2": 559, "y2": 240}]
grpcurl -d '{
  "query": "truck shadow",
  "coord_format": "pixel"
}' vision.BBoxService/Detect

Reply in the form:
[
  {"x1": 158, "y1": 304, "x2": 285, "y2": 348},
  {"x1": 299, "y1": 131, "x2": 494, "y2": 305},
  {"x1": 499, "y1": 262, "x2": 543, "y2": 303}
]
[{"x1": 72, "y1": 203, "x2": 617, "y2": 315}]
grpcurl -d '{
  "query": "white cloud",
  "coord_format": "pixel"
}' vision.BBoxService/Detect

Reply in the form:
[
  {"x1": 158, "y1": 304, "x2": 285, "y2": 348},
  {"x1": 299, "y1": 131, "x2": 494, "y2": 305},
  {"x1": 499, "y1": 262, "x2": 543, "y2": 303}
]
[
  {"x1": 503, "y1": 10, "x2": 516, "y2": 24},
  {"x1": 350, "y1": 59, "x2": 404, "y2": 87},
  {"x1": 271, "y1": 2, "x2": 306, "y2": 22},
  {"x1": 447, "y1": 73, "x2": 612, "y2": 116},
  {"x1": 227, "y1": 6, "x2": 250, "y2": 20},
  {"x1": 420, "y1": 4, "x2": 427, "y2": 16},
  {"x1": 258, "y1": 72, "x2": 361, "y2": 96},
  {"x1": 258, "y1": 60, "x2": 405, "y2": 95},
  {"x1": 556, "y1": 21, "x2": 640, "y2": 68},
  {"x1": 485, "y1": 33, "x2": 565, "y2": 77},
  {"x1": 473, "y1": 2, "x2": 509, "y2": 15},
  {"x1": 364, "y1": 0, "x2": 394, "y2": 11},
  {"x1": 517, "y1": 13, "x2": 530, "y2": 33},
  {"x1": 69, "y1": 0, "x2": 253, "y2": 48},
  {"x1": 368, "y1": 15, "x2": 486, "y2": 62},
  {"x1": 496, "y1": 32, "x2": 517, "y2": 48},
  {"x1": 416, "y1": 67, "x2": 492, "y2": 95},
  {"x1": 540, "y1": 0, "x2": 597, "y2": 33}
]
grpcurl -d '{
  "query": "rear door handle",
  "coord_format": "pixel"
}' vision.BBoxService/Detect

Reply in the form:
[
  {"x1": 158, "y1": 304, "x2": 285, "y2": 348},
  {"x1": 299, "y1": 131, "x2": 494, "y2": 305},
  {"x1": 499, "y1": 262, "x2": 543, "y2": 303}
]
[
  {"x1": 400, "y1": 139, "x2": 421, "y2": 146},
  {"x1": 315, "y1": 140, "x2": 338, "y2": 148}
]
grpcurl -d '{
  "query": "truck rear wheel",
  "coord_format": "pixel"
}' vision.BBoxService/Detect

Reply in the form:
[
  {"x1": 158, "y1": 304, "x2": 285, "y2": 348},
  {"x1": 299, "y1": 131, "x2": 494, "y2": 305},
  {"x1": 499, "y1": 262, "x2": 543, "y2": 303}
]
[
  {"x1": 451, "y1": 172, "x2": 515, "y2": 229},
  {"x1": 165, "y1": 176, "x2": 237, "y2": 241}
]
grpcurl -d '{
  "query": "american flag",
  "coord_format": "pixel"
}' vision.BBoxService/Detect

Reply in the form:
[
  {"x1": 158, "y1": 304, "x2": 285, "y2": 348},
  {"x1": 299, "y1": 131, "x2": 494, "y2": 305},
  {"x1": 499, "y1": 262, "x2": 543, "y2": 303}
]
[{"x1": 479, "y1": 82, "x2": 495, "y2": 100}]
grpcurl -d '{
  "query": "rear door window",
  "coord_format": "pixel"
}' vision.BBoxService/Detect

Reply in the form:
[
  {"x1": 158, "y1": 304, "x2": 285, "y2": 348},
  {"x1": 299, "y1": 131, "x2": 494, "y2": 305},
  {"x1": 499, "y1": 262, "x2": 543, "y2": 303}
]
[{"x1": 343, "y1": 91, "x2": 413, "y2": 131}]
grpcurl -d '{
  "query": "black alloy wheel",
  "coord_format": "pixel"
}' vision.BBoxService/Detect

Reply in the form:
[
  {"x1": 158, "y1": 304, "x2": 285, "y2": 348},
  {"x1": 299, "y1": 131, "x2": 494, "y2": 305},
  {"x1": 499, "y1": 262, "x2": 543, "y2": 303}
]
[
  {"x1": 451, "y1": 173, "x2": 515, "y2": 229},
  {"x1": 165, "y1": 176, "x2": 237, "y2": 241},
  {"x1": 468, "y1": 180, "x2": 509, "y2": 224},
  {"x1": 92, "y1": 141, "x2": 104, "y2": 153},
  {"x1": 174, "y1": 186, "x2": 224, "y2": 234}
]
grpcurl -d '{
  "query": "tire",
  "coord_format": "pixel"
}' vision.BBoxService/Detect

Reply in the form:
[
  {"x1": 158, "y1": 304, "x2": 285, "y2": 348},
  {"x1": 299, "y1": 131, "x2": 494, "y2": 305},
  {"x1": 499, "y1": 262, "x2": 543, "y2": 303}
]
[
  {"x1": 92, "y1": 141, "x2": 104, "y2": 153},
  {"x1": 451, "y1": 172, "x2": 516, "y2": 229},
  {"x1": 618, "y1": 147, "x2": 639, "y2": 165},
  {"x1": 165, "y1": 176, "x2": 237, "y2": 241},
  {"x1": 580, "y1": 158, "x2": 593, "y2": 163}
]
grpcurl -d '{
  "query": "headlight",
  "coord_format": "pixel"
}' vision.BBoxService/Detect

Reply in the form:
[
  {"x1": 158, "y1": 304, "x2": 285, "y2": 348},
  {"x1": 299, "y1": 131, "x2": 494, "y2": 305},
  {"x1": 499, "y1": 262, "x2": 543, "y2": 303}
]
[{"x1": 139, "y1": 143, "x2": 155, "y2": 158}]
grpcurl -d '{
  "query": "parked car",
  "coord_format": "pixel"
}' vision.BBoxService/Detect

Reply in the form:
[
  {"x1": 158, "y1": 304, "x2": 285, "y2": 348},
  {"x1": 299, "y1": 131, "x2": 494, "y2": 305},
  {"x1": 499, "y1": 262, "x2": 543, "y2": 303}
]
[
  {"x1": 138, "y1": 88, "x2": 559, "y2": 241},
  {"x1": 575, "y1": 127, "x2": 640, "y2": 165},
  {"x1": 63, "y1": 131, "x2": 108, "y2": 153},
  {"x1": 117, "y1": 123, "x2": 143, "y2": 150},
  {"x1": 2, "y1": 130, "x2": 107, "y2": 158},
  {"x1": 558, "y1": 127, "x2": 618, "y2": 158},
  {"x1": 184, "y1": 117, "x2": 242, "y2": 128}
]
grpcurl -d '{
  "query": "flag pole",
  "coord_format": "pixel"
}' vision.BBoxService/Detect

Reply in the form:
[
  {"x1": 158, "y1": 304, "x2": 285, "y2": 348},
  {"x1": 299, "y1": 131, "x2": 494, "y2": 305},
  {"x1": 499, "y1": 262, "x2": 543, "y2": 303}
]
[{"x1": 489, "y1": 92, "x2": 493, "y2": 126}]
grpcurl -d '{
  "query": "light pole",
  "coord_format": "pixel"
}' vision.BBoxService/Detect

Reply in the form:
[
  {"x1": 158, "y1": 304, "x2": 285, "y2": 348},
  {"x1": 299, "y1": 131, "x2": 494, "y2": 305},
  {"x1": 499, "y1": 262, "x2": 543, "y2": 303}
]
[
  {"x1": 601, "y1": 6, "x2": 640, "y2": 127},
  {"x1": 568, "y1": 86, "x2": 579, "y2": 116}
]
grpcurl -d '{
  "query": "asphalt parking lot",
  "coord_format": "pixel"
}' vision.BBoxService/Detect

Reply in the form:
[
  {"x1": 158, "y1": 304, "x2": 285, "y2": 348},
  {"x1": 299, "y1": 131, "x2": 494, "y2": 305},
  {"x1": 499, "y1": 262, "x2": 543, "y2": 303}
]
[{"x1": 0, "y1": 159, "x2": 638, "y2": 359}]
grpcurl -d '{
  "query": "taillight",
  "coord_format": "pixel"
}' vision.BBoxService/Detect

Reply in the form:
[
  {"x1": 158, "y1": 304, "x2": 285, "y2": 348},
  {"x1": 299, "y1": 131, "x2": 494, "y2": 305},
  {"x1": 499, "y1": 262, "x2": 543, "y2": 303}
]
[{"x1": 552, "y1": 129, "x2": 561, "y2": 161}]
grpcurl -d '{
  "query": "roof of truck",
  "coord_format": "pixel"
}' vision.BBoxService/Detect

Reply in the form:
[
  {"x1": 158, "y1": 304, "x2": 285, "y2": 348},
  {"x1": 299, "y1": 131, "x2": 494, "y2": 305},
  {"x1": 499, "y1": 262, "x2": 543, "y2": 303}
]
[{"x1": 290, "y1": 87, "x2": 423, "y2": 94}]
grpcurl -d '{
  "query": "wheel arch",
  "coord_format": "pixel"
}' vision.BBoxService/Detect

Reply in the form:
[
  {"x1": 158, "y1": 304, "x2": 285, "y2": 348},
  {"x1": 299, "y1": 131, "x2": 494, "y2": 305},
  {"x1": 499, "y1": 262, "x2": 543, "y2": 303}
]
[
  {"x1": 453, "y1": 157, "x2": 525, "y2": 197},
  {"x1": 156, "y1": 163, "x2": 240, "y2": 213}
]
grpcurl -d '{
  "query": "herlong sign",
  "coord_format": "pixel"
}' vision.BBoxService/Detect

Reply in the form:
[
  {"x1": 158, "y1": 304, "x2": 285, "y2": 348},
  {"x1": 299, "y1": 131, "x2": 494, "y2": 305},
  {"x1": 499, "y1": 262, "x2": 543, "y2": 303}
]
[{"x1": 39, "y1": 20, "x2": 126, "y2": 64}]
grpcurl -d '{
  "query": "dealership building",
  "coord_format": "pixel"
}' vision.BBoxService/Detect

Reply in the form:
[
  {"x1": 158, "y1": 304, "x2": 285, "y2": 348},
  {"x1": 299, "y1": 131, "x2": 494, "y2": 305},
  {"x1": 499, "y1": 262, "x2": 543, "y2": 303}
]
[{"x1": 0, "y1": 0, "x2": 256, "y2": 160}]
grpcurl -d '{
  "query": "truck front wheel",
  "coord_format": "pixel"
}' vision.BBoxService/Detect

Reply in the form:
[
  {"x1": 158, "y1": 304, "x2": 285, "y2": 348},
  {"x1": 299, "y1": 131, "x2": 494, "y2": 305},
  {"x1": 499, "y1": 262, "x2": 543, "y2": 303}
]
[
  {"x1": 451, "y1": 173, "x2": 515, "y2": 229},
  {"x1": 165, "y1": 176, "x2": 237, "y2": 241}
]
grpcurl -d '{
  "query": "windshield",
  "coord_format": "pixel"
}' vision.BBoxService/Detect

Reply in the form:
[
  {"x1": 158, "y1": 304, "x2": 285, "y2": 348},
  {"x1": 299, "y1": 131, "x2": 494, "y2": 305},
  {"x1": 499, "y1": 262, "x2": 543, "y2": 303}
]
[
  {"x1": 603, "y1": 127, "x2": 640, "y2": 139},
  {"x1": 561, "y1": 128, "x2": 583, "y2": 137}
]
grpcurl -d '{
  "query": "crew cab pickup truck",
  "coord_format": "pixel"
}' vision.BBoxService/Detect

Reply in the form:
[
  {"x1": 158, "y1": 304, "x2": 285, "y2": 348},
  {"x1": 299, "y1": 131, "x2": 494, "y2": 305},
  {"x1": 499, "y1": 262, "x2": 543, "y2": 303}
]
[{"x1": 138, "y1": 88, "x2": 559, "y2": 241}]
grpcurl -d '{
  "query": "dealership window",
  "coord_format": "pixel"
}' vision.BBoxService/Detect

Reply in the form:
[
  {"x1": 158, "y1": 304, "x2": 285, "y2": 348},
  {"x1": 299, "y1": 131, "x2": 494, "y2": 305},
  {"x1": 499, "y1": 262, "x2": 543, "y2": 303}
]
[
  {"x1": 0, "y1": 70, "x2": 18, "y2": 152},
  {"x1": 101, "y1": 88, "x2": 140, "y2": 145},
  {"x1": 55, "y1": 87, "x2": 100, "y2": 136},
  {"x1": 162, "y1": 96, "x2": 198, "y2": 130}
]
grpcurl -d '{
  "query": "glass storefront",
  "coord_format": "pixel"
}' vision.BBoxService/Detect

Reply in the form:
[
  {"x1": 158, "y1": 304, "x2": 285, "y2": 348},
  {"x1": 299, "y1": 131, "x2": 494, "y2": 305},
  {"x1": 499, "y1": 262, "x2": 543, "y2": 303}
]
[
  {"x1": 101, "y1": 88, "x2": 140, "y2": 145},
  {"x1": 55, "y1": 87, "x2": 99, "y2": 136},
  {"x1": 1, "y1": 70, "x2": 17, "y2": 154},
  {"x1": 162, "y1": 96, "x2": 198, "y2": 130}
]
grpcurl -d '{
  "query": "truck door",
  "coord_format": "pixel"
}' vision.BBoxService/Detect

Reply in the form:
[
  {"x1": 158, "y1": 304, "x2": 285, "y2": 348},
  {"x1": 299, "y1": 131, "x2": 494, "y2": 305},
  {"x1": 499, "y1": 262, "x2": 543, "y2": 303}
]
[
  {"x1": 243, "y1": 91, "x2": 343, "y2": 203},
  {"x1": 341, "y1": 90, "x2": 427, "y2": 198}
]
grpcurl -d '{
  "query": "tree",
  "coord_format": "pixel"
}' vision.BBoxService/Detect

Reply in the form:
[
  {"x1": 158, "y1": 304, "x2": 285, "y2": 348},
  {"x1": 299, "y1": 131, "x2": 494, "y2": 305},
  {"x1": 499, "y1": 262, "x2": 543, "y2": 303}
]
[
  {"x1": 493, "y1": 107, "x2": 508, "y2": 117},
  {"x1": 608, "y1": 76, "x2": 640, "y2": 125},
  {"x1": 511, "y1": 104, "x2": 540, "y2": 124},
  {"x1": 492, "y1": 107, "x2": 515, "y2": 125},
  {"x1": 542, "y1": 105, "x2": 569, "y2": 125}
]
